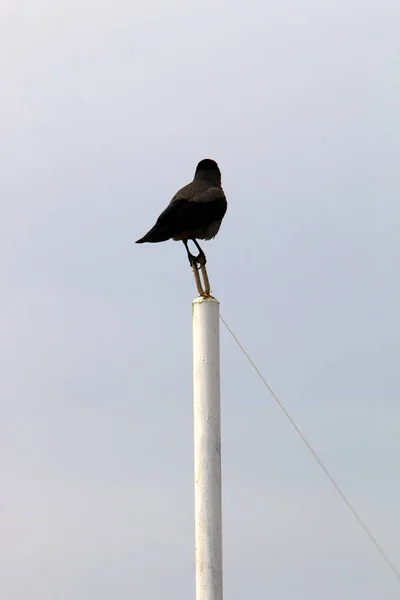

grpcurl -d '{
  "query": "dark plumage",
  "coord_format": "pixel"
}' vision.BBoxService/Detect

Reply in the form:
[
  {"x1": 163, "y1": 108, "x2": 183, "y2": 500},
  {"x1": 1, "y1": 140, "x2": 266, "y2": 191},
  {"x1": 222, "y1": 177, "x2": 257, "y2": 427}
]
[
  {"x1": 136, "y1": 159, "x2": 227, "y2": 245},
  {"x1": 136, "y1": 158, "x2": 227, "y2": 296}
]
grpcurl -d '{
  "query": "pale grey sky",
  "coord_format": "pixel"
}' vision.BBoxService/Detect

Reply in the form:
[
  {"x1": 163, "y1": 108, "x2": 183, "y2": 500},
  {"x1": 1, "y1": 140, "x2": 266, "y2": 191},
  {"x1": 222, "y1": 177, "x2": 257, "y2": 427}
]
[{"x1": 1, "y1": 0, "x2": 399, "y2": 598}]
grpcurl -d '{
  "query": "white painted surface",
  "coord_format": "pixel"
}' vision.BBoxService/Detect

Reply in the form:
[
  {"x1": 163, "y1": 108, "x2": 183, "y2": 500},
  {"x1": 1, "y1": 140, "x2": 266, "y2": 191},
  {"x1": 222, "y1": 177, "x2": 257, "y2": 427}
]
[{"x1": 192, "y1": 296, "x2": 223, "y2": 600}]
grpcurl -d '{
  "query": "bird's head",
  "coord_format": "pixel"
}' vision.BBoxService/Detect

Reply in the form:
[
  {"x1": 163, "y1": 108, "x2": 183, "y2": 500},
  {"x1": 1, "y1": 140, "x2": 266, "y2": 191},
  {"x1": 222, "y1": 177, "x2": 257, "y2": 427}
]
[{"x1": 194, "y1": 158, "x2": 221, "y2": 186}]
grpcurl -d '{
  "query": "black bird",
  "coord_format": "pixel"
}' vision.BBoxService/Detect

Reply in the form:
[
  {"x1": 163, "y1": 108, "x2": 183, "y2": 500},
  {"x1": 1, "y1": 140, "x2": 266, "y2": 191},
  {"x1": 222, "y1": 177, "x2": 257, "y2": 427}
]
[{"x1": 136, "y1": 158, "x2": 227, "y2": 296}]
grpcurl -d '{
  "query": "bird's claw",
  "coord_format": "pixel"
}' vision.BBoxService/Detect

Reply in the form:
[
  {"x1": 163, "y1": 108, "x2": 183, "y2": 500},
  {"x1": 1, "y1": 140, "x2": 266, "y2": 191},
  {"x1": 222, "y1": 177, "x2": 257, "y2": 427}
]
[{"x1": 188, "y1": 255, "x2": 206, "y2": 267}]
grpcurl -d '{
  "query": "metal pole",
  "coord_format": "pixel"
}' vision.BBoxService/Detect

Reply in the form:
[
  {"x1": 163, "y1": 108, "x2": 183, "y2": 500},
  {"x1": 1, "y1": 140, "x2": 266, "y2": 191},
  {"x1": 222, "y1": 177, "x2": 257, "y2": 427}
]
[{"x1": 192, "y1": 296, "x2": 223, "y2": 600}]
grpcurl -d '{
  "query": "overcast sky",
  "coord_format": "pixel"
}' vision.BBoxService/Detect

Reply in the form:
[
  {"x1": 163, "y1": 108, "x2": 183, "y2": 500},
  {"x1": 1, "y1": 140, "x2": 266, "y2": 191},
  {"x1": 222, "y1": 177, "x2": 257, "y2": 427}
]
[{"x1": 1, "y1": 0, "x2": 399, "y2": 598}]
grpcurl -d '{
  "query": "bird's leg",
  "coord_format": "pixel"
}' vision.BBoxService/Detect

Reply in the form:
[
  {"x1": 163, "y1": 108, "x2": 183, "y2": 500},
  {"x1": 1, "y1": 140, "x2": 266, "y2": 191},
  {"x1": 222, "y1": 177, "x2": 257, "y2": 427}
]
[
  {"x1": 192, "y1": 240, "x2": 211, "y2": 296},
  {"x1": 183, "y1": 240, "x2": 204, "y2": 296},
  {"x1": 193, "y1": 240, "x2": 207, "y2": 265},
  {"x1": 183, "y1": 240, "x2": 199, "y2": 266}
]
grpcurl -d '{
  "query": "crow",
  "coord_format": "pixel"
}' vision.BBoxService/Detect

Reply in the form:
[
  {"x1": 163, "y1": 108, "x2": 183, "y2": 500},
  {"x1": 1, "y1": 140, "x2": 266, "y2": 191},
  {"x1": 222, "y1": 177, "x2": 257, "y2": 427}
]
[{"x1": 136, "y1": 159, "x2": 227, "y2": 296}]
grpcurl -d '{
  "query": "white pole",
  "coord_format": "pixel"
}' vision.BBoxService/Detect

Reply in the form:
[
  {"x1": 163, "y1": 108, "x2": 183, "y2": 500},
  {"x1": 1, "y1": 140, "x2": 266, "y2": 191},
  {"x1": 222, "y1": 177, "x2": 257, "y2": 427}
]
[{"x1": 192, "y1": 296, "x2": 223, "y2": 600}]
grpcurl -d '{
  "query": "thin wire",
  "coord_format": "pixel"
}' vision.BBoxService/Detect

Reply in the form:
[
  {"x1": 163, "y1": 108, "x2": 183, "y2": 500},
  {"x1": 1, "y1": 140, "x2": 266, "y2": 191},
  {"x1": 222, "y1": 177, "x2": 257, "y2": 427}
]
[{"x1": 220, "y1": 314, "x2": 400, "y2": 584}]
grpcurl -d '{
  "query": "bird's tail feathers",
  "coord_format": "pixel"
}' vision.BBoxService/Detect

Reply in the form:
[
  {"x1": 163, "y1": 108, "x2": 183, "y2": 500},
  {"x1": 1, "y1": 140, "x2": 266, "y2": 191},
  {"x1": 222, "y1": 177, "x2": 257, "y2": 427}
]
[{"x1": 135, "y1": 225, "x2": 171, "y2": 244}]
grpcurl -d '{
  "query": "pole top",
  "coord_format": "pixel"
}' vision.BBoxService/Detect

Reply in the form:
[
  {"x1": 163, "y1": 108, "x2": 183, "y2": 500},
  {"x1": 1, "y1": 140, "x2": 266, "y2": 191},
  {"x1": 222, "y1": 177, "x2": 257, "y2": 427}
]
[{"x1": 192, "y1": 295, "x2": 220, "y2": 307}]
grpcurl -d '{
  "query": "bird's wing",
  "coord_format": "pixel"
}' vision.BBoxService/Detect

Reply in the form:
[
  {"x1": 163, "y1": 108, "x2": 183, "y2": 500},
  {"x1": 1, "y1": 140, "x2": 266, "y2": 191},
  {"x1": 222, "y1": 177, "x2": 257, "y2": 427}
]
[
  {"x1": 156, "y1": 186, "x2": 227, "y2": 234},
  {"x1": 136, "y1": 182, "x2": 227, "y2": 243}
]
